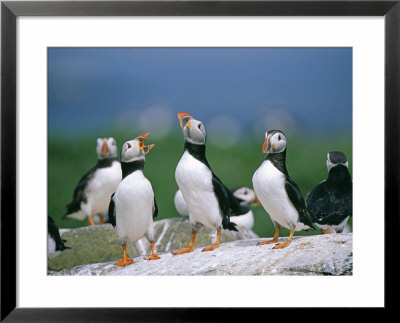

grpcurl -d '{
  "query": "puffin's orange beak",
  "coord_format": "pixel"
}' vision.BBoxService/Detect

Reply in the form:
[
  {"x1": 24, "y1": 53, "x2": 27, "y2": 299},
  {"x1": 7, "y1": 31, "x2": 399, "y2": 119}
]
[
  {"x1": 177, "y1": 112, "x2": 193, "y2": 129},
  {"x1": 143, "y1": 144, "x2": 155, "y2": 154},
  {"x1": 253, "y1": 196, "x2": 262, "y2": 206},
  {"x1": 102, "y1": 139, "x2": 110, "y2": 157},
  {"x1": 136, "y1": 132, "x2": 153, "y2": 153},
  {"x1": 262, "y1": 136, "x2": 269, "y2": 154}
]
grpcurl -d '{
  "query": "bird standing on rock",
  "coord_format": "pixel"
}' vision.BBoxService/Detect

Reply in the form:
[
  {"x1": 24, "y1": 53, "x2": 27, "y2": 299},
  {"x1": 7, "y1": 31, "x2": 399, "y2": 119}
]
[
  {"x1": 48, "y1": 215, "x2": 70, "y2": 261},
  {"x1": 174, "y1": 186, "x2": 260, "y2": 230},
  {"x1": 108, "y1": 132, "x2": 160, "y2": 267},
  {"x1": 306, "y1": 151, "x2": 352, "y2": 234},
  {"x1": 62, "y1": 137, "x2": 122, "y2": 226},
  {"x1": 172, "y1": 112, "x2": 247, "y2": 255},
  {"x1": 252, "y1": 130, "x2": 315, "y2": 249}
]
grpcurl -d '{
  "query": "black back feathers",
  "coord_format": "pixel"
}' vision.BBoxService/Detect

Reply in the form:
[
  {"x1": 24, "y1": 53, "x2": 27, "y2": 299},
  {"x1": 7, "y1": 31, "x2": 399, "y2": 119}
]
[
  {"x1": 284, "y1": 178, "x2": 316, "y2": 230},
  {"x1": 267, "y1": 147, "x2": 315, "y2": 230},
  {"x1": 108, "y1": 193, "x2": 116, "y2": 227},
  {"x1": 185, "y1": 142, "x2": 241, "y2": 231},
  {"x1": 307, "y1": 164, "x2": 352, "y2": 228},
  {"x1": 63, "y1": 157, "x2": 118, "y2": 218},
  {"x1": 48, "y1": 216, "x2": 70, "y2": 251}
]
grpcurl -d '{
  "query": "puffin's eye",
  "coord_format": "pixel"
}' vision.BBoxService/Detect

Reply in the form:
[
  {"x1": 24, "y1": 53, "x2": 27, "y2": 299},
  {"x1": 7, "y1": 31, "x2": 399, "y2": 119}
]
[
  {"x1": 127, "y1": 143, "x2": 131, "y2": 149},
  {"x1": 278, "y1": 135, "x2": 281, "y2": 141},
  {"x1": 244, "y1": 191, "x2": 248, "y2": 195},
  {"x1": 198, "y1": 123, "x2": 202, "y2": 129}
]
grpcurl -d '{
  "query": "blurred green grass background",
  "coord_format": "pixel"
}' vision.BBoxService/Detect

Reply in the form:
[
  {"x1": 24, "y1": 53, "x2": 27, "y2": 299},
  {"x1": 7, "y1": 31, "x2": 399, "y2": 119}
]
[{"x1": 48, "y1": 129, "x2": 352, "y2": 238}]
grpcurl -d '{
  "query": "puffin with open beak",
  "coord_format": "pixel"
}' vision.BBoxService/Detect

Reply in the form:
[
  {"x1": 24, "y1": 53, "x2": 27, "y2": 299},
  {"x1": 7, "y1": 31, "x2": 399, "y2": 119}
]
[
  {"x1": 172, "y1": 112, "x2": 247, "y2": 255},
  {"x1": 108, "y1": 132, "x2": 160, "y2": 266},
  {"x1": 252, "y1": 130, "x2": 315, "y2": 249},
  {"x1": 62, "y1": 137, "x2": 122, "y2": 226}
]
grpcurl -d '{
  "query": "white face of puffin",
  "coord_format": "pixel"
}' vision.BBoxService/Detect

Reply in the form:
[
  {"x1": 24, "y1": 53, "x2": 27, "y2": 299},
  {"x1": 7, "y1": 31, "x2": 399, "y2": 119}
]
[
  {"x1": 262, "y1": 130, "x2": 287, "y2": 154},
  {"x1": 326, "y1": 151, "x2": 349, "y2": 172},
  {"x1": 96, "y1": 137, "x2": 118, "y2": 159},
  {"x1": 177, "y1": 112, "x2": 207, "y2": 145},
  {"x1": 120, "y1": 132, "x2": 155, "y2": 163},
  {"x1": 232, "y1": 186, "x2": 259, "y2": 206}
]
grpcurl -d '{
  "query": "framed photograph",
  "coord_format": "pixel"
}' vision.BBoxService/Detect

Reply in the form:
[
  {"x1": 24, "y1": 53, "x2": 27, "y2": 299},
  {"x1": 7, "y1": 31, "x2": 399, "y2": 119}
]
[{"x1": 1, "y1": 0, "x2": 398, "y2": 320}]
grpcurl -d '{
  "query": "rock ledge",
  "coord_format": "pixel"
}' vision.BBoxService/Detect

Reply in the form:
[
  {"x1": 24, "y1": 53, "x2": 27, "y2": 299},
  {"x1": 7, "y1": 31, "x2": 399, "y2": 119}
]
[{"x1": 49, "y1": 233, "x2": 352, "y2": 276}]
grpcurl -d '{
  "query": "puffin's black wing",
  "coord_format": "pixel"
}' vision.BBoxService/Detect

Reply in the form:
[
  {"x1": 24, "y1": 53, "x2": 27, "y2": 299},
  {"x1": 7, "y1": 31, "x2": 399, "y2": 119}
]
[
  {"x1": 48, "y1": 216, "x2": 70, "y2": 251},
  {"x1": 307, "y1": 180, "x2": 352, "y2": 226},
  {"x1": 153, "y1": 196, "x2": 158, "y2": 219},
  {"x1": 211, "y1": 173, "x2": 243, "y2": 232},
  {"x1": 285, "y1": 177, "x2": 316, "y2": 230},
  {"x1": 108, "y1": 193, "x2": 116, "y2": 227},
  {"x1": 63, "y1": 166, "x2": 97, "y2": 217}
]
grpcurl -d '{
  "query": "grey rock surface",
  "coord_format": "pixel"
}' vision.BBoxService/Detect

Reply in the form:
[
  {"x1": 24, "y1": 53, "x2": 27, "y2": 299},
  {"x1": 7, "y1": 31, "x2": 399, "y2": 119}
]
[
  {"x1": 49, "y1": 233, "x2": 352, "y2": 276},
  {"x1": 48, "y1": 217, "x2": 258, "y2": 271}
]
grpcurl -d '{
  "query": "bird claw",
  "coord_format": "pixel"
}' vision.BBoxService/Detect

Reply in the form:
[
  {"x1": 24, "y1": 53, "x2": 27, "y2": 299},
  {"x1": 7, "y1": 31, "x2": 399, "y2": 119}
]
[
  {"x1": 145, "y1": 254, "x2": 160, "y2": 261},
  {"x1": 115, "y1": 257, "x2": 134, "y2": 267},
  {"x1": 171, "y1": 247, "x2": 194, "y2": 255}
]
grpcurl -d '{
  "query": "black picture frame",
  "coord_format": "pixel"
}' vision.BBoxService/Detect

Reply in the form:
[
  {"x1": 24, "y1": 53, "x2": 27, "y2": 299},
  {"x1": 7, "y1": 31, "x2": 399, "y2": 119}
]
[{"x1": 1, "y1": 0, "x2": 398, "y2": 321}]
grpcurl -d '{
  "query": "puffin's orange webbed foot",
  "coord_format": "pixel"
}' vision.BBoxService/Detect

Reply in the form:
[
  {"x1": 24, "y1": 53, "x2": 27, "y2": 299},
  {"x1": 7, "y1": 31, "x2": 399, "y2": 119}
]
[
  {"x1": 273, "y1": 241, "x2": 291, "y2": 249},
  {"x1": 145, "y1": 254, "x2": 160, "y2": 261},
  {"x1": 272, "y1": 230, "x2": 294, "y2": 249},
  {"x1": 145, "y1": 242, "x2": 160, "y2": 260},
  {"x1": 201, "y1": 230, "x2": 221, "y2": 252},
  {"x1": 257, "y1": 239, "x2": 278, "y2": 246},
  {"x1": 201, "y1": 244, "x2": 219, "y2": 252},
  {"x1": 115, "y1": 257, "x2": 133, "y2": 267},
  {"x1": 115, "y1": 244, "x2": 133, "y2": 266},
  {"x1": 322, "y1": 228, "x2": 334, "y2": 234},
  {"x1": 171, "y1": 232, "x2": 196, "y2": 256},
  {"x1": 257, "y1": 227, "x2": 280, "y2": 246},
  {"x1": 171, "y1": 246, "x2": 194, "y2": 255}
]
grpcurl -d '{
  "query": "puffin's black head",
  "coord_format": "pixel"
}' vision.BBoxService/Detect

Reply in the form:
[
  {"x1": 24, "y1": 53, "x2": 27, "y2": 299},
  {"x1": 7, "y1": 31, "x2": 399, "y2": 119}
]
[
  {"x1": 262, "y1": 130, "x2": 287, "y2": 154},
  {"x1": 96, "y1": 137, "x2": 118, "y2": 159},
  {"x1": 177, "y1": 112, "x2": 207, "y2": 145},
  {"x1": 326, "y1": 151, "x2": 348, "y2": 171},
  {"x1": 120, "y1": 132, "x2": 155, "y2": 163}
]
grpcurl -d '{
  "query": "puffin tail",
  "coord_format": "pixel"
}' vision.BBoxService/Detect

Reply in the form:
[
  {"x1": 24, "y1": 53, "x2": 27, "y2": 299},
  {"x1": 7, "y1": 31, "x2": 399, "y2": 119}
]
[
  {"x1": 302, "y1": 210, "x2": 317, "y2": 231},
  {"x1": 222, "y1": 215, "x2": 238, "y2": 232},
  {"x1": 62, "y1": 209, "x2": 87, "y2": 220}
]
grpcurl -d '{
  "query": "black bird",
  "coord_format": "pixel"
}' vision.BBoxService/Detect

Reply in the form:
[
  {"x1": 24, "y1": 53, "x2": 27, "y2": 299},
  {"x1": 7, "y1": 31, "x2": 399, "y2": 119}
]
[
  {"x1": 307, "y1": 151, "x2": 352, "y2": 234},
  {"x1": 48, "y1": 216, "x2": 70, "y2": 259}
]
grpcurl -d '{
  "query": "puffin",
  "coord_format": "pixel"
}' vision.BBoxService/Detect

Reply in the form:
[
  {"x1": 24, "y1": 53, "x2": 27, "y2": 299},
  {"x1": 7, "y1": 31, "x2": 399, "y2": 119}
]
[
  {"x1": 174, "y1": 186, "x2": 259, "y2": 230},
  {"x1": 62, "y1": 137, "x2": 122, "y2": 226},
  {"x1": 48, "y1": 216, "x2": 70, "y2": 260},
  {"x1": 108, "y1": 132, "x2": 160, "y2": 266},
  {"x1": 252, "y1": 130, "x2": 315, "y2": 249},
  {"x1": 306, "y1": 151, "x2": 352, "y2": 234},
  {"x1": 172, "y1": 112, "x2": 247, "y2": 255},
  {"x1": 174, "y1": 189, "x2": 189, "y2": 217},
  {"x1": 229, "y1": 186, "x2": 259, "y2": 230}
]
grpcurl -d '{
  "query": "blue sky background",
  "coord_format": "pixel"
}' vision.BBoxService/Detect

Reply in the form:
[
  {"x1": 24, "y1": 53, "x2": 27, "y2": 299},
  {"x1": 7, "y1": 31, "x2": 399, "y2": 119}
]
[{"x1": 48, "y1": 47, "x2": 352, "y2": 143}]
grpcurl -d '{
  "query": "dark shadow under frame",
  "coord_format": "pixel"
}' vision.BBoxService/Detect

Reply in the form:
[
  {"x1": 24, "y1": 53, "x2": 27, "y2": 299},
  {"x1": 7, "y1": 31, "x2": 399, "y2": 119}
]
[{"x1": 1, "y1": 1, "x2": 399, "y2": 321}]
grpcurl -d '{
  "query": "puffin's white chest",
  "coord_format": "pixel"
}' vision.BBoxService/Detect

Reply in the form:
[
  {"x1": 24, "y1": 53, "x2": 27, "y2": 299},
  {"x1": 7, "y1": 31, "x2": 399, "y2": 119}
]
[
  {"x1": 252, "y1": 160, "x2": 299, "y2": 230},
  {"x1": 230, "y1": 210, "x2": 254, "y2": 230},
  {"x1": 175, "y1": 151, "x2": 221, "y2": 229},
  {"x1": 174, "y1": 190, "x2": 189, "y2": 216},
  {"x1": 84, "y1": 161, "x2": 122, "y2": 214},
  {"x1": 114, "y1": 171, "x2": 154, "y2": 242},
  {"x1": 47, "y1": 234, "x2": 56, "y2": 258}
]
